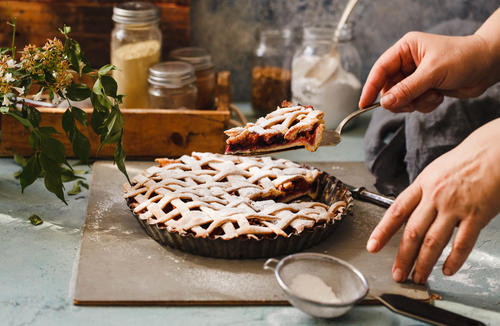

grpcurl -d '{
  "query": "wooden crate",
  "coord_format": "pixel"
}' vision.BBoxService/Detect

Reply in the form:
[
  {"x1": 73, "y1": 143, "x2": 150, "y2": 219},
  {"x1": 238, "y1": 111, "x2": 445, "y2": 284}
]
[{"x1": 0, "y1": 71, "x2": 232, "y2": 159}]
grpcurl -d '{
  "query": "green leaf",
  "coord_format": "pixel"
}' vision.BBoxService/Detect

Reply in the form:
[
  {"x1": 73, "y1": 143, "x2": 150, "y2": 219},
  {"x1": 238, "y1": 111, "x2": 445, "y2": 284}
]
[
  {"x1": 60, "y1": 25, "x2": 71, "y2": 35},
  {"x1": 71, "y1": 106, "x2": 88, "y2": 127},
  {"x1": 61, "y1": 167, "x2": 84, "y2": 182},
  {"x1": 39, "y1": 153, "x2": 67, "y2": 204},
  {"x1": 62, "y1": 109, "x2": 75, "y2": 134},
  {"x1": 98, "y1": 64, "x2": 115, "y2": 77},
  {"x1": 114, "y1": 139, "x2": 130, "y2": 184},
  {"x1": 100, "y1": 75, "x2": 117, "y2": 97},
  {"x1": 99, "y1": 108, "x2": 123, "y2": 147},
  {"x1": 92, "y1": 78, "x2": 103, "y2": 95},
  {"x1": 90, "y1": 108, "x2": 107, "y2": 135},
  {"x1": 66, "y1": 83, "x2": 91, "y2": 101},
  {"x1": 20, "y1": 154, "x2": 42, "y2": 191},
  {"x1": 29, "y1": 214, "x2": 43, "y2": 226},
  {"x1": 13, "y1": 170, "x2": 22, "y2": 179},
  {"x1": 1, "y1": 106, "x2": 9, "y2": 113},
  {"x1": 79, "y1": 180, "x2": 89, "y2": 189},
  {"x1": 71, "y1": 128, "x2": 91, "y2": 163},
  {"x1": 40, "y1": 135, "x2": 66, "y2": 164},
  {"x1": 13, "y1": 153, "x2": 27, "y2": 167},
  {"x1": 26, "y1": 106, "x2": 41, "y2": 128},
  {"x1": 29, "y1": 132, "x2": 40, "y2": 149},
  {"x1": 6, "y1": 111, "x2": 34, "y2": 130},
  {"x1": 39, "y1": 126, "x2": 59, "y2": 135},
  {"x1": 68, "y1": 181, "x2": 82, "y2": 195}
]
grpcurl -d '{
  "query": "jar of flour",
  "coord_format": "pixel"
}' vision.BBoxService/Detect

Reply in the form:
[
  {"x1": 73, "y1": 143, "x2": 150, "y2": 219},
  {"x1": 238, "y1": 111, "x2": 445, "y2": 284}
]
[
  {"x1": 111, "y1": 2, "x2": 162, "y2": 108},
  {"x1": 292, "y1": 25, "x2": 361, "y2": 129}
]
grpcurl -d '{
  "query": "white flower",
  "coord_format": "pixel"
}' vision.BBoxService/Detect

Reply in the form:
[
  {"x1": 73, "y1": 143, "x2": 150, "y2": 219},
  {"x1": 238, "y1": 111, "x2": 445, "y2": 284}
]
[
  {"x1": 51, "y1": 92, "x2": 61, "y2": 105},
  {"x1": 2, "y1": 72, "x2": 15, "y2": 83},
  {"x1": 33, "y1": 88, "x2": 44, "y2": 101},
  {"x1": 2, "y1": 95, "x2": 12, "y2": 106},
  {"x1": 13, "y1": 86, "x2": 25, "y2": 95},
  {"x1": 6, "y1": 59, "x2": 16, "y2": 68}
]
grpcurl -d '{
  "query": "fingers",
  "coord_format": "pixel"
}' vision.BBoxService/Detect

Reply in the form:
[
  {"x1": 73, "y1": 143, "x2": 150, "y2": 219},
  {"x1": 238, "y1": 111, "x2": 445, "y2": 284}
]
[
  {"x1": 411, "y1": 214, "x2": 457, "y2": 284},
  {"x1": 392, "y1": 204, "x2": 437, "y2": 282},
  {"x1": 367, "y1": 183, "x2": 422, "y2": 254},
  {"x1": 359, "y1": 40, "x2": 413, "y2": 108},
  {"x1": 380, "y1": 65, "x2": 438, "y2": 112},
  {"x1": 442, "y1": 220, "x2": 481, "y2": 276},
  {"x1": 390, "y1": 89, "x2": 444, "y2": 113}
]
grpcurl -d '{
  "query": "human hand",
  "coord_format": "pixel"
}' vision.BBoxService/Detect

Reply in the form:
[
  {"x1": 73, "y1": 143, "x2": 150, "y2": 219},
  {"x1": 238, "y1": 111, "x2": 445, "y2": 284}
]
[
  {"x1": 359, "y1": 32, "x2": 497, "y2": 113},
  {"x1": 366, "y1": 118, "x2": 500, "y2": 284}
]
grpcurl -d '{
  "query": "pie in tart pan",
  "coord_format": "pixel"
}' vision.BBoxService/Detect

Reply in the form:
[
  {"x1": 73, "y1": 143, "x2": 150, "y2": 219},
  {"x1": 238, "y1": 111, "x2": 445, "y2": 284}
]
[{"x1": 123, "y1": 152, "x2": 353, "y2": 259}]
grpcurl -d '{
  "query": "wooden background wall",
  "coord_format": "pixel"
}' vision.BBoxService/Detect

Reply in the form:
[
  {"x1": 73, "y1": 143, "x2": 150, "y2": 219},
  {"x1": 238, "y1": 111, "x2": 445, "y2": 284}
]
[{"x1": 0, "y1": 0, "x2": 190, "y2": 68}]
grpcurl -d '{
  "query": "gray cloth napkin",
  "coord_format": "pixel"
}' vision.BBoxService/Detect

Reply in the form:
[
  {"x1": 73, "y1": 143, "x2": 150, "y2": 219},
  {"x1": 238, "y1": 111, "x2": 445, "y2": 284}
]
[{"x1": 364, "y1": 19, "x2": 500, "y2": 195}]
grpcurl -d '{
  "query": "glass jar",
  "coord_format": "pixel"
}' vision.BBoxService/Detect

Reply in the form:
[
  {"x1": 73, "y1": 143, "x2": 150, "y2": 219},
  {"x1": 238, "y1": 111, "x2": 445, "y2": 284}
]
[
  {"x1": 251, "y1": 28, "x2": 293, "y2": 115},
  {"x1": 170, "y1": 47, "x2": 215, "y2": 110},
  {"x1": 111, "y1": 2, "x2": 162, "y2": 108},
  {"x1": 148, "y1": 61, "x2": 197, "y2": 110},
  {"x1": 292, "y1": 24, "x2": 362, "y2": 129}
]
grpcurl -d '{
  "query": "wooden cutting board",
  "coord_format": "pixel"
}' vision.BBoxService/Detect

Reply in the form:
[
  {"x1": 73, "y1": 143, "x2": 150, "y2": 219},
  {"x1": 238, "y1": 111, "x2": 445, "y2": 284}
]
[{"x1": 74, "y1": 160, "x2": 428, "y2": 305}]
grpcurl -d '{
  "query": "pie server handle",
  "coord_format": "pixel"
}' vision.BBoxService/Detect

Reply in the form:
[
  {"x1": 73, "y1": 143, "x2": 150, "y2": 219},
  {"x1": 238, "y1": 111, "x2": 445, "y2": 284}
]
[
  {"x1": 376, "y1": 293, "x2": 486, "y2": 326},
  {"x1": 347, "y1": 186, "x2": 394, "y2": 208}
]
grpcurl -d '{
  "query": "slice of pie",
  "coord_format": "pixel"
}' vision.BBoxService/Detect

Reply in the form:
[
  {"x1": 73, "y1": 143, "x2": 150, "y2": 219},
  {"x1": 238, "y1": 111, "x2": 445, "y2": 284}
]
[
  {"x1": 123, "y1": 152, "x2": 351, "y2": 258},
  {"x1": 224, "y1": 101, "x2": 325, "y2": 155}
]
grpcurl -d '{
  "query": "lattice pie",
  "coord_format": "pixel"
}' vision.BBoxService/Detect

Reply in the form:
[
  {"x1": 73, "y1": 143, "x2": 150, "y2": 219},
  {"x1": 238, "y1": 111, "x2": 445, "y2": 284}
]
[
  {"x1": 224, "y1": 101, "x2": 325, "y2": 155},
  {"x1": 123, "y1": 152, "x2": 351, "y2": 258}
]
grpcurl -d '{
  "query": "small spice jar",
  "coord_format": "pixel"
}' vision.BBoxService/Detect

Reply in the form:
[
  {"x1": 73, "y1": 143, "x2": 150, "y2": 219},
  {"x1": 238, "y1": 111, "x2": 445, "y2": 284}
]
[
  {"x1": 170, "y1": 47, "x2": 215, "y2": 110},
  {"x1": 111, "y1": 2, "x2": 162, "y2": 108},
  {"x1": 251, "y1": 28, "x2": 293, "y2": 114},
  {"x1": 148, "y1": 61, "x2": 198, "y2": 110}
]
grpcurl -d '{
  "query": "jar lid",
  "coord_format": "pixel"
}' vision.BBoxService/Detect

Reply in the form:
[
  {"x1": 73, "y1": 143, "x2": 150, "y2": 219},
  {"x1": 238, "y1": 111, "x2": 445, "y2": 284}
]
[
  {"x1": 303, "y1": 24, "x2": 353, "y2": 42},
  {"x1": 148, "y1": 61, "x2": 196, "y2": 88},
  {"x1": 113, "y1": 2, "x2": 160, "y2": 24},
  {"x1": 170, "y1": 47, "x2": 214, "y2": 71}
]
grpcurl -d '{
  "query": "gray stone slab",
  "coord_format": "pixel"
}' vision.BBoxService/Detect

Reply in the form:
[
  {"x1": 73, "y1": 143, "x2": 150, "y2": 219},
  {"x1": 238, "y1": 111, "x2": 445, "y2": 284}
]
[{"x1": 74, "y1": 160, "x2": 428, "y2": 305}]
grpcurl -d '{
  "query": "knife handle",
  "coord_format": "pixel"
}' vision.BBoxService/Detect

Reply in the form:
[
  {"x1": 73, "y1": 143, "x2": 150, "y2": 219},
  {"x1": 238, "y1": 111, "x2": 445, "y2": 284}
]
[
  {"x1": 377, "y1": 294, "x2": 485, "y2": 326},
  {"x1": 351, "y1": 187, "x2": 394, "y2": 208}
]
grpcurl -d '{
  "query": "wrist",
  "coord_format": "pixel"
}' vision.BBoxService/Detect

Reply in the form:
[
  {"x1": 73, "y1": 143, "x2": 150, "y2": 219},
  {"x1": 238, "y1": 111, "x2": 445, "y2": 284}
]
[{"x1": 474, "y1": 9, "x2": 500, "y2": 85}]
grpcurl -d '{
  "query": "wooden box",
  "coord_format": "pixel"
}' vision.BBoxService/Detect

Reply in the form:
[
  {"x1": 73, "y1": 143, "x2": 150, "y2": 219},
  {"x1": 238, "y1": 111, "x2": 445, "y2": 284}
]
[{"x1": 0, "y1": 71, "x2": 233, "y2": 159}]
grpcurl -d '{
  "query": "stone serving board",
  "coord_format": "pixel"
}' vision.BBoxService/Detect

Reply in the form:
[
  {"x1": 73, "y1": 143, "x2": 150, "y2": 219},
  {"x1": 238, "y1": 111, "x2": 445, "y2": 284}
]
[{"x1": 74, "y1": 161, "x2": 428, "y2": 305}]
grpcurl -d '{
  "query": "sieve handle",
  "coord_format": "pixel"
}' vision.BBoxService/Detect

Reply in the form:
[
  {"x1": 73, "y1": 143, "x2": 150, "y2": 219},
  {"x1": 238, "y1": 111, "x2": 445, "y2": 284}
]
[{"x1": 263, "y1": 258, "x2": 280, "y2": 272}]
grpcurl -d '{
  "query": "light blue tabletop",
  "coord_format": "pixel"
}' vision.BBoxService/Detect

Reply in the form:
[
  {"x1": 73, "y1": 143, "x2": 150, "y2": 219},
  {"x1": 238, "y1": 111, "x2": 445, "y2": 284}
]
[{"x1": 1, "y1": 103, "x2": 499, "y2": 325}]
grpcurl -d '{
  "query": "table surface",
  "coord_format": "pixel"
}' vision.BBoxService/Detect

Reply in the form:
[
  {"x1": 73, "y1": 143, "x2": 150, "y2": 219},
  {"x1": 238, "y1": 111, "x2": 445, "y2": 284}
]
[{"x1": 1, "y1": 103, "x2": 499, "y2": 326}]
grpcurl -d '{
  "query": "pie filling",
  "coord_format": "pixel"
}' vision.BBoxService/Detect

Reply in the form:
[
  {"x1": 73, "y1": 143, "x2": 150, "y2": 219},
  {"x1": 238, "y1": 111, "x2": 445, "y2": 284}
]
[{"x1": 225, "y1": 125, "x2": 319, "y2": 154}]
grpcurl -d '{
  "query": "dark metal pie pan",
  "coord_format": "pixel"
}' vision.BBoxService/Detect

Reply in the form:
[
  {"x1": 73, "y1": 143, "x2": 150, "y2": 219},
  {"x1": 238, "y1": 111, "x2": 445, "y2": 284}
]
[{"x1": 127, "y1": 170, "x2": 353, "y2": 259}]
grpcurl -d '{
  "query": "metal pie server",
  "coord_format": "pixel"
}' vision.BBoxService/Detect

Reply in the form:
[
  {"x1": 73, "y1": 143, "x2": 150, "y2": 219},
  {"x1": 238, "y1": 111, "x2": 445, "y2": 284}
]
[{"x1": 345, "y1": 184, "x2": 394, "y2": 208}]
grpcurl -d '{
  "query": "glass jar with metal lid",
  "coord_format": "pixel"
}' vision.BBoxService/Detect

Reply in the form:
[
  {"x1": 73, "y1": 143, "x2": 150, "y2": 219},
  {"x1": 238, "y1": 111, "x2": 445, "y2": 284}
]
[
  {"x1": 170, "y1": 47, "x2": 215, "y2": 110},
  {"x1": 148, "y1": 61, "x2": 198, "y2": 110},
  {"x1": 111, "y1": 2, "x2": 162, "y2": 108}
]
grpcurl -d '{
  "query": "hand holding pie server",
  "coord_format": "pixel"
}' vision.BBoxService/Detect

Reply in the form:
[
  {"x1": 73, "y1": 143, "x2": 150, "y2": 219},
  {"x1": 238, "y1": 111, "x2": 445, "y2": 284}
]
[{"x1": 362, "y1": 8, "x2": 500, "y2": 284}]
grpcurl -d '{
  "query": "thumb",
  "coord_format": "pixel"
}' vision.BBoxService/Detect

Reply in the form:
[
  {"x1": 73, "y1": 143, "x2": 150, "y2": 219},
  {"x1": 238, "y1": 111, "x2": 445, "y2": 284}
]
[{"x1": 381, "y1": 66, "x2": 436, "y2": 111}]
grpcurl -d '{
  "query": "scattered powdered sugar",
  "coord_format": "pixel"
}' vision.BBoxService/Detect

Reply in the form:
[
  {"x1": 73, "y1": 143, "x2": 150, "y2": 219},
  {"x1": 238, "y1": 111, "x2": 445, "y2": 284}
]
[{"x1": 289, "y1": 273, "x2": 342, "y2": 304}]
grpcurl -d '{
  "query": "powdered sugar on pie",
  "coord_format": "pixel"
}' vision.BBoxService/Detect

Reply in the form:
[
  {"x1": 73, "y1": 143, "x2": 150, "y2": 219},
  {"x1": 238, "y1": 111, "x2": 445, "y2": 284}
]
[
  {"x1": 224, "y1": 101, "x2": 325, "y2": 154},
  {"x1": 123, "y1": 152, "x2": 347, "y2": 241}
]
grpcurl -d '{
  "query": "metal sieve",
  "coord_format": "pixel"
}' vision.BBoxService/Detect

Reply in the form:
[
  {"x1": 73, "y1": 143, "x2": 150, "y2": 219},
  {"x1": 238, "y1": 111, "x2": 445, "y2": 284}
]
[
  {"x1": 264, "y1": 253, "x2": 368, "y2": 318},
  {"x1": 264, "y1": 253, "x2": 486, "y2": 325}
]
